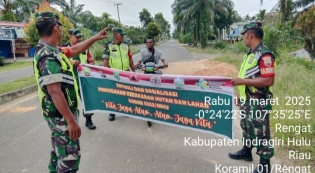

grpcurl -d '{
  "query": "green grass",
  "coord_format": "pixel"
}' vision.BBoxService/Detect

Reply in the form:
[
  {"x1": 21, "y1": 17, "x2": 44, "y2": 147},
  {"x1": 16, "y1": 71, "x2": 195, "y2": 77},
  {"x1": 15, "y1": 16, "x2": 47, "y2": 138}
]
[
  {"x1": 213, "y1": 52, "x2": 315, "y2": 169},
  {"x1": 0, "y1": 75, "x2": 36, "y2": 95},
  {"x1": 0, "y1": 61, "x2": 33, "y2": 72}
]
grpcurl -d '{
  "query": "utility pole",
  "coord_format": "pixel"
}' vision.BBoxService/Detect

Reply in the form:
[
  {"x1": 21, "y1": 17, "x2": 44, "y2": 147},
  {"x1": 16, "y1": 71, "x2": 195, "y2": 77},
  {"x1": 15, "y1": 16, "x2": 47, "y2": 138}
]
[{"x1": 114, "y1": 3, "x2": 122, "y2": 24}]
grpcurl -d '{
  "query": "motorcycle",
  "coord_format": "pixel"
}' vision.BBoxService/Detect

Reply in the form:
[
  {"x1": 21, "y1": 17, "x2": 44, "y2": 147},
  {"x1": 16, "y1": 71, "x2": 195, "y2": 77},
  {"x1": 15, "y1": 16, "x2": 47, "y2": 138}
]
[{"x1": 137, "y1": 62, "x2": 164, "y2": 127}]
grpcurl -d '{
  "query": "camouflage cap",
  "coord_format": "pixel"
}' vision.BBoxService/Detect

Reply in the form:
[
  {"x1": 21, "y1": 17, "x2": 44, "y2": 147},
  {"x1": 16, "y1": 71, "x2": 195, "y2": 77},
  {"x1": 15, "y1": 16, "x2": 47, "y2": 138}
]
[
  {"x1": 35, "y1": 12, "x2": 62, "y2": 26},
  {"x1": 69, "y1": 28, "x2": 83, "y2": 37},
  {"x1": 241, "y1": 22, "x2": 263, "y2": 35},
  {"x1": 113, "y1": 28, "x2": 126, "y2": 35}
]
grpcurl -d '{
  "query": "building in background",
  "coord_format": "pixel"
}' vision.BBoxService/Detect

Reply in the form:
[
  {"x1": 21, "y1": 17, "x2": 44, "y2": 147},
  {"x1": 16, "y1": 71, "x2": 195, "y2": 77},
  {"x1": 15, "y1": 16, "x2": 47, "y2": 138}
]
[
  {"x1": 290, "y1": 49, "x2": 311, "y2": 59},
  {"x1": 221, "y1": 22, "x2": 248, "y2": 43},
  {"x1": 0, "y1": 21, "x2": 33, "y2": 60}
]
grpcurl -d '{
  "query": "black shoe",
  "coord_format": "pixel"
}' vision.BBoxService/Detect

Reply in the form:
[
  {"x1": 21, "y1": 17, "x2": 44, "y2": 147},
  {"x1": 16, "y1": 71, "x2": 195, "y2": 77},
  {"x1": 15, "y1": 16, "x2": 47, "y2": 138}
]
[
  {"x1": 109, "y1": 114, "x2": 115, "y2": 121},
  {"x1": 228, "y1": 146, "x2": 253, "y2": 161},
  {"x1": 85, "y1": 116, "x2": 96, "y2": 130},
  {"x1": 253, "y1": 158, "x2": 271, "y2": 173}
]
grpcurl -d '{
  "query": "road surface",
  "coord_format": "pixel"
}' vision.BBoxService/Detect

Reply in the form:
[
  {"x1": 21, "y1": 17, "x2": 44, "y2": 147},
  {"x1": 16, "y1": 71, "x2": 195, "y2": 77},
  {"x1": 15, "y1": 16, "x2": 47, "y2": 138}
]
[
  {"x1": 0, "y1": 40, "x2": 262, "y2": 173},
  {"x1": 0, "y1": 66, "x2": 34, "y2": 85}
]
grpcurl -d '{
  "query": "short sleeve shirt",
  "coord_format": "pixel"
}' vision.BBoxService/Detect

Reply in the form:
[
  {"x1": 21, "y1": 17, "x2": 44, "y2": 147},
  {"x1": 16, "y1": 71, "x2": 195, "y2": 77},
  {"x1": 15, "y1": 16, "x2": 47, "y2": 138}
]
[
  {"x1": 138, "y1": 48, "x2": 164, "y2": 64},
  {"x1": 37, "y1": 46, "x2": 64, "y2": 86},
  {"x1": 35, "y1": 41, "x2": 78, "y2": 117}
]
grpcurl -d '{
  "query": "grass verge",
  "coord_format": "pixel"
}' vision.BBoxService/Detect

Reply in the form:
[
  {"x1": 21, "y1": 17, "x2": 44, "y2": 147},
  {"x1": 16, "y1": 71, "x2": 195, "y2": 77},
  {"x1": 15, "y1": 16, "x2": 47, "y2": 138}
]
[
  {"x1": 0, "y1": 75, "x2": 36, "y2": 95},
  {"x1": 0, "y1": 61, "x2": 33, "y2": 73},
  {"x1": 213, "y1": 52, "x2": 315, "y2": 170}
]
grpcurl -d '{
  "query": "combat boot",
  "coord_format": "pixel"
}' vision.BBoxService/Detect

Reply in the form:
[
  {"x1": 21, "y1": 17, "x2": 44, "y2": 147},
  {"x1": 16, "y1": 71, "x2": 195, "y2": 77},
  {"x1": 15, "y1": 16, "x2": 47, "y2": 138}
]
[
  {"x1": 228, "y1": 146, "x2": 253, "y2": 161},
  {"x1": 85, "y1": 116, "x2": 96, "y2": 130},
  {"x1": 109, "y1": 114, "x2": 115, "y2": 121},
  {"x1": 253, "y1": 158, "x2": 271, "y2": 173}
]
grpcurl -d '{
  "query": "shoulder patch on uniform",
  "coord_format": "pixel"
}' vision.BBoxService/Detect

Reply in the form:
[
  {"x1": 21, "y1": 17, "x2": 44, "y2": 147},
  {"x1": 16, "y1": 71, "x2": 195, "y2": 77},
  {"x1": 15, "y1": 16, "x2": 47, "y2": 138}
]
[{"x1": 262, "y1": 56, "x2": 272, "y2": 67}]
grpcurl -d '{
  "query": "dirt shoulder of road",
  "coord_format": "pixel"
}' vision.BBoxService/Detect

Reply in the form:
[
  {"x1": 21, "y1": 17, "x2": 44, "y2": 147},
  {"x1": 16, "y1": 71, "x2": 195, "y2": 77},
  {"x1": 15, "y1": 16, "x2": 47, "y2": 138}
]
[{"x1": 162, "y1": 59, "x2": 238, "y2": 77}]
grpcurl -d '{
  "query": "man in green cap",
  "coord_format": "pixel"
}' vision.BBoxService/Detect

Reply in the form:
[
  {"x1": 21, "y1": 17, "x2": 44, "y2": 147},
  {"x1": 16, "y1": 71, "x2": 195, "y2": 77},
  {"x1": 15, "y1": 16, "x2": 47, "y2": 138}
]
[
  {"x1": 63, "y1": 28, "x2": 96, "y2": 130},
  {"x1": 102, "y1": 27, "x2": 135, "y2": 121},
  {"x1": 33, "y1": 11, "x2": 109, "y2": 173},
  {"x1": 228, "y1": 22, "x2": 276, "y2": 173}
]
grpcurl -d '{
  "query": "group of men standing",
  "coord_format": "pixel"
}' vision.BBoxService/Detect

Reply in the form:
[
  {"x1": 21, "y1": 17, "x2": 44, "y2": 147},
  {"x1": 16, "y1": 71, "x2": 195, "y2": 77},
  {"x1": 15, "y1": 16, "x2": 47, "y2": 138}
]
[
  {"x1": 32, "y1": 10, "x2": 275, "y2": 173},
  {"x1": 32, "y1": 11, "x2": 168, "y2": 173}
]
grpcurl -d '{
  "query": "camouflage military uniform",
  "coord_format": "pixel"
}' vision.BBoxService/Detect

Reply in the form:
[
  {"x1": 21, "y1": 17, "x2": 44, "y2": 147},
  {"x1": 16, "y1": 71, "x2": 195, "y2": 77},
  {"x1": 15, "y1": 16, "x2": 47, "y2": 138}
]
[
  {"x1": 240, "y1": 42, "x2": 275, "y2": 160},
  {"x1": 33, "y1": 12, "x2": 81, "y2": 173}
]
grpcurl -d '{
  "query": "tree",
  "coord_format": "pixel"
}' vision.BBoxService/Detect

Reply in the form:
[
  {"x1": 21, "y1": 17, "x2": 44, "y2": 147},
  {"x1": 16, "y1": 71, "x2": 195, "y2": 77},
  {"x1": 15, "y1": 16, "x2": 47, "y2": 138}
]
[
  {"x1": 0, "y1": 0, "x2": 16, "y2": 14},
  {"x1": 146, "y1": 22, "x2": 161, "y2": 39},
  {"x1": 61, "y1": 0, "x2": 84, "y2": 27},
  {"x1": 213, "y1": 1, "x2": 235, "y2": 41},
  {"x1": 154, "y1": 12, "x2": 170, "y2": 39},
  {"x1": 232, "y1": 10, "x2": 243, "y2": 22},
  {"x1": 124, "y1": 26, "x2": 146, "y2": 44},
  {"x1": 139, "y1": 8, "x2": 153, "y2": 28},
  {"x1": 260, "y1": 0, "x2": 315, "y2": 22},
  {"x1": 171, "y1": 0, "x2": 234, "y2": 48},
  {"x1": 0, "y1": 11, "x2": 17, "y2": 21},
  {"x1": 96, "y1": 12, "x2": 121, "y2": 32},
  {"x1": 257, "y1": 9, "x2": 266, "y2": 21},
  {"x1": 78, "y1": 11, "x2": 98, "y2": 32},
  {"x1": 24, "y1": 1, "x2": 74, "y2": 46},
  {"x1": 294, "y1": 4, "x2": 315, "y2": 61},
  {"x1": 5, "y1": 0, "x2": 69, "y2": 22}
]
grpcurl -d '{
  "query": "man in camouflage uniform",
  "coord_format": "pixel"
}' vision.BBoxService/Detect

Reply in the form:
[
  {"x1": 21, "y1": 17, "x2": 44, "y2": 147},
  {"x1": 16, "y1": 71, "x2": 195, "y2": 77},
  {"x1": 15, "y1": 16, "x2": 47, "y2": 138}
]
[
  {"x1": 103, "y1": 27, "x2": 135, "y2": 121},
  {"x1": 33, "y1": 11, "x2": 109, "y2": 173},
  {"x1": 63, "y1": 28, "x2": 96, "y2": 130},
  {"x1": 229, "y1": 22, "x2": 276, "y2": 173}
]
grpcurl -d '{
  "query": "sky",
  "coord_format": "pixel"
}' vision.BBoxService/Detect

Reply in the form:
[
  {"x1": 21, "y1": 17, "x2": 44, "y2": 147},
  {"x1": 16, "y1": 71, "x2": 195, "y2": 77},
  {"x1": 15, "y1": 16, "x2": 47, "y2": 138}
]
[{"x1": 73, "y1": 0, "x2": 279, "y2": 32}]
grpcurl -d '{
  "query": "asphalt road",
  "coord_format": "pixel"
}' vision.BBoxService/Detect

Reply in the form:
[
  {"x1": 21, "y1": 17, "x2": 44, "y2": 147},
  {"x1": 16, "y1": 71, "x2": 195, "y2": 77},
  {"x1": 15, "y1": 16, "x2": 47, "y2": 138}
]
[
  {"x1": 0, "y1": 66, "x2": 34, "y2": 85},
  {"x1": 0, "y1": 40, "x2": 262, "y2": 173}
]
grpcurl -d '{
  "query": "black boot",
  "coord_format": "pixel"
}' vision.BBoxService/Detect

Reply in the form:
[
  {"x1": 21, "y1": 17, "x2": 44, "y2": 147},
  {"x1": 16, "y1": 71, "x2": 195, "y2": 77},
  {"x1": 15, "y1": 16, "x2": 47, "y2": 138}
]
[
  {"x1": 109, "y1": 114, "x2": 115, "y2": 121},
  {"x1": 85, "y1": 116, "x2": 96, "y2": 130},
  {"x1": 228, "y1": 146, "x2": 253, "y2": 161},
  {"x1": 253, "y1": 158, "x2": 271, "y2": 173}
]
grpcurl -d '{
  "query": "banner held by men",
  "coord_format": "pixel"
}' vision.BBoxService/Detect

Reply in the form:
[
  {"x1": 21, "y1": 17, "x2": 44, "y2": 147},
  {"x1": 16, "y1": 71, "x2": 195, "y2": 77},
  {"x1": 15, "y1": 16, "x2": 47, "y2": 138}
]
[{"x1": 78, "y1": 64, "x2": 235, "y2": 139}]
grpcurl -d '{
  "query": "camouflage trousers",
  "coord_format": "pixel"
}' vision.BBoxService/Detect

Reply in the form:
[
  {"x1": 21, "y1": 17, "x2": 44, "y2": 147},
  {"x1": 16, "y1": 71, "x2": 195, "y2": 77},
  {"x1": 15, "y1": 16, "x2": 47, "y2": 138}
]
[
  {"x1": 44, "y1": 110, "x2": 81, "y2": 173},
  {"x1": 240, "y1": 101, "x2": 275, "y2": 160}
]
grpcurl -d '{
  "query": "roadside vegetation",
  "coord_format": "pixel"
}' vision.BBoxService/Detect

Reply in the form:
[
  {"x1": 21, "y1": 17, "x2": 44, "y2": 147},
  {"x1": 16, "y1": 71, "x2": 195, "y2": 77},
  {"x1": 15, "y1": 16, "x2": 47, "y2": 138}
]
[
  {"x1": 0, "y1": 75, "x2": 36, "y2": 95},
  {"x1": 183, "y1": 10, "x2": 315, "y2": 167},
  {"x1": 175, "y1": 1, "x2": 315, "y2": 169}
]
